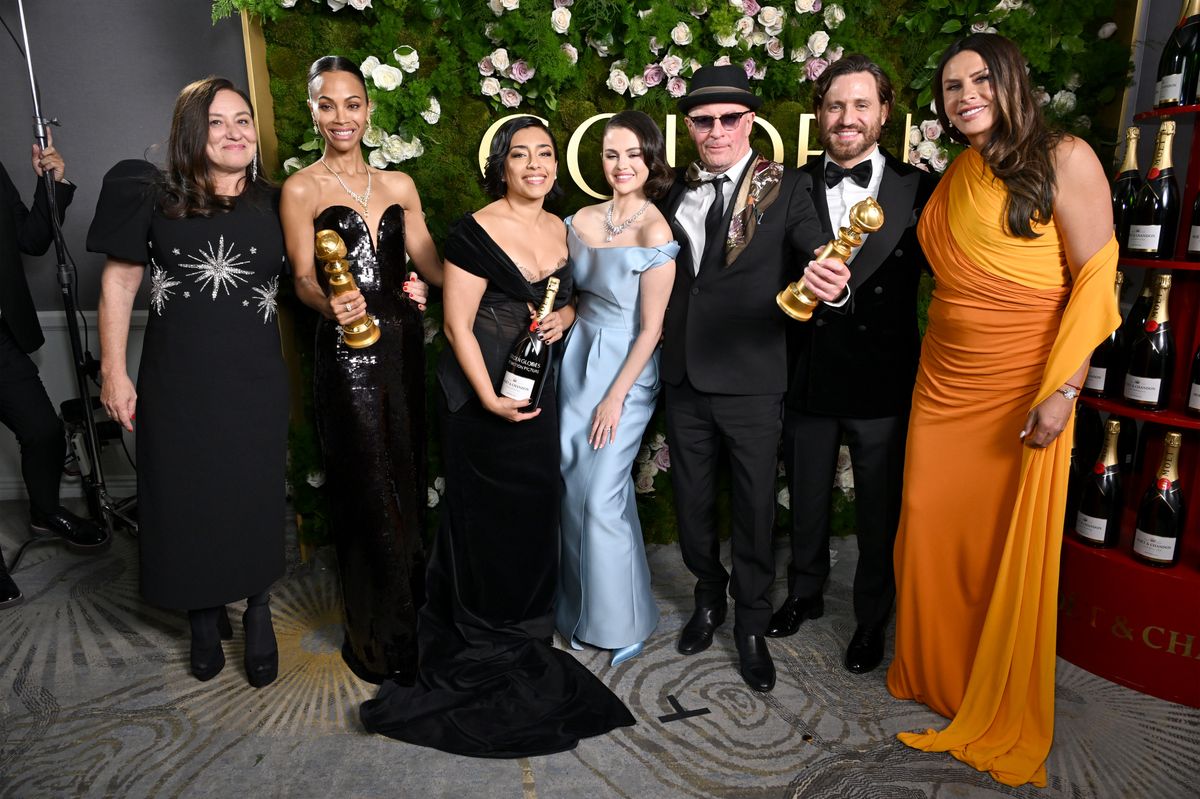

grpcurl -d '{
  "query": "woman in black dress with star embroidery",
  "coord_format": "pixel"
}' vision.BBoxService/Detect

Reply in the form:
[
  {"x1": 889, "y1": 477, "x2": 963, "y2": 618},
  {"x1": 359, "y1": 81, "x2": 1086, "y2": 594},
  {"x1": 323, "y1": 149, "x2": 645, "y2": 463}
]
[
  {"x1": 91, "y1": 77, "x2": 287, "y2": 687},
  {"x1": 281, "y1": 56, "x2": 443, "y2": 684}
]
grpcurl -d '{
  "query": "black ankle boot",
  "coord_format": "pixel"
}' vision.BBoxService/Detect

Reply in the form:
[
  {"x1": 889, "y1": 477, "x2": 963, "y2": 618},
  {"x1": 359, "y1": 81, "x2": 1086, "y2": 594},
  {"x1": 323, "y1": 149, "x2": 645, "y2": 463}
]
[
  {"x1": 243, "y1": 592, "x2": 278, "y2": 689},
  {"x1": 188, "y1": 607, "x2": 226, "y2": 681}
]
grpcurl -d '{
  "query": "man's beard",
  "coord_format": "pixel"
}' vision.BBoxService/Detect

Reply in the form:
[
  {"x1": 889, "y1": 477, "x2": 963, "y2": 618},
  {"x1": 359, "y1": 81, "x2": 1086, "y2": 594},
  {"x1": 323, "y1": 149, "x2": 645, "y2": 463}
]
[{"x1": 821, "y1": 122, "x2": 881, "y2": 162}]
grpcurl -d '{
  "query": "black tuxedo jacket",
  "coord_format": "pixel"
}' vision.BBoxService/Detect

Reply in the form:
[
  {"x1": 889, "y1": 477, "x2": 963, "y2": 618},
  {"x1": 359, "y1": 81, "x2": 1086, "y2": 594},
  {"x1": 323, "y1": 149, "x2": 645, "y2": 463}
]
[
  {"x1": 786, "y1": 149, "x2": 937, "y2": 418},
  {"x1": 659, "y1": 154, "x2": 825, "y2": 396},
  {"x1": 0, "y1": 163, "x2": 74, "y2": 353}
]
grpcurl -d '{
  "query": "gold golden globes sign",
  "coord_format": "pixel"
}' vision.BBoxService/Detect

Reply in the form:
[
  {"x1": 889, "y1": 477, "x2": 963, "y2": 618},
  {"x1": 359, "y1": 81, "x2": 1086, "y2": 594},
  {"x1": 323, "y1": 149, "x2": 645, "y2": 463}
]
[
  {"x1": 776, "y1": 197, "x2": 885, "y2": 322},
  {"x1": 314, "y1": 229, "x2": 381, "y2": 349}
]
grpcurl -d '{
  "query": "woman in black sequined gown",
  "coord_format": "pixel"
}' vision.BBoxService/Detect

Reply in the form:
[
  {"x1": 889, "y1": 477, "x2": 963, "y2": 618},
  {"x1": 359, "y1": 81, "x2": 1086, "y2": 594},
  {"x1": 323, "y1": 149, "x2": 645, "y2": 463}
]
[{"x1": 281, "y1": 57, "x2": 443, "y2": 684}]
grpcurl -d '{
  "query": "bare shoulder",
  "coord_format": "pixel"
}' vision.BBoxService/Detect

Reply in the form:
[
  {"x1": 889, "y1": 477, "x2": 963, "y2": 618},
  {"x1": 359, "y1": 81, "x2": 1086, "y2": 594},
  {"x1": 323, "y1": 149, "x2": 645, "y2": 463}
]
[
  {"x1": 1053, "y1": 135, "x2": 1105, "y2": 183},
  {"x1": 281, "y1": 169, "x2": 321, "y2": 209},
  {"x1": 636, "y1": 206, "x2": 675, "y2": 249},
  {"x1": 573, "y1": 202, "x2": 604, "y2": 223},
  {"x1": 542, "y1": 211, "x2": 567, "y2": 237},
  {"x1": 376, "y1": 168, "x2": 419, "y2": 197}
]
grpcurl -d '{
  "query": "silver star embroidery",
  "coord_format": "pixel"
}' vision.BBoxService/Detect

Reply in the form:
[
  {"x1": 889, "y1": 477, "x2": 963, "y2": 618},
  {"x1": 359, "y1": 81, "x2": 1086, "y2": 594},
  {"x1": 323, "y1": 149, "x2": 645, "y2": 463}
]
[
  {"x1": 253, "y1": 276, "x2": 280, "y2": 322},
  {"x1": 172, "y1": 248, "x2": 180, "y2": 255},
  {"x1": 182, "y1": 235, "x2": 254, "y2": 299},
  {"x1": 250, "y1": 246, "x2": 258, "y2": 255},
  {"x1": 149, "y1": 264, "x2": 180, "y2": 316},
  {"x1": 183, "y1": 291, "x2": 191, "y2": 298},
  {"x1": 242, "y1": 300, "x2": 249, "y2": 306}
]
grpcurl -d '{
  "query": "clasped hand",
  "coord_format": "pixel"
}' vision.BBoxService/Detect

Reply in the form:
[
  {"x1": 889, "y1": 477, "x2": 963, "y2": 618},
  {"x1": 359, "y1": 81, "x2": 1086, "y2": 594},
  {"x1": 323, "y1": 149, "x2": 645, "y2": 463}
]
[{"x1": 804, "y1": 250, "x2": 852, "y2": 302}]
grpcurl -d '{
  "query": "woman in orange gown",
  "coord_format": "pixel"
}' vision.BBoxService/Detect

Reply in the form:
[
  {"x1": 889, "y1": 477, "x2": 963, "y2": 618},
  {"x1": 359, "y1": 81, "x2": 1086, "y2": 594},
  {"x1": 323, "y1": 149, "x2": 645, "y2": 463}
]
[{"x1": 886, "y1": 34, "x2": 1120, "y2": 787}]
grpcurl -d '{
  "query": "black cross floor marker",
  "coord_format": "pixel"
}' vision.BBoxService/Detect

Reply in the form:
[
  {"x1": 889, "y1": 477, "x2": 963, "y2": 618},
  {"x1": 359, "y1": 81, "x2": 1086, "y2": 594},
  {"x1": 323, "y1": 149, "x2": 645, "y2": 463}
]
[{"x1": 657, "y1": 694, "x2": 711, "y2": 723}]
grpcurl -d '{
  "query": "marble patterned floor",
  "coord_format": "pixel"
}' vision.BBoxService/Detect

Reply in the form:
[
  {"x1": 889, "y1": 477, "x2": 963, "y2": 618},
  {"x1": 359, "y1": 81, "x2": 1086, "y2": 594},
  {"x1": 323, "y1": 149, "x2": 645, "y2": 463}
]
[{"x1": 1, "y1": 501, "x2": 1197, "y2": 799}]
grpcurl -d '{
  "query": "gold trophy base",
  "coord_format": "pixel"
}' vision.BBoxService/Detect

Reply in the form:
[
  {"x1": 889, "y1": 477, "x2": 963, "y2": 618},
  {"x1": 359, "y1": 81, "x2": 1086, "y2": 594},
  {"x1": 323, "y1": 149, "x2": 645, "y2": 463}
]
[
  {"x1": 342, "y1": 318, "x2": 381, "y2": 349},
  {"x1": 776, "y1": 281, "x2": 819, "y2": 321}
]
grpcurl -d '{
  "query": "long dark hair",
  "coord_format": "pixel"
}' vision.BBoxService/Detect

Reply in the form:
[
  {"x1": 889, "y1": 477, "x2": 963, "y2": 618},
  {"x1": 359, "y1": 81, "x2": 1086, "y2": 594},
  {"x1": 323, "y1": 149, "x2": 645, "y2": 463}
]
[
  {"x1": 159, "y1": 77, "x2": 267, "y2": 220},
  {"x1": 306, "y1": 55, "x2": 369, "y2": 102},
  {"x1": 604, "y1": 111, "x2": 674, "y2": 200},
  {"x1": 482, "y1": 116, "x2": 564, "y2": 202},
  {"x1": 933, "y1": 33, "x2": 1062, "y2": 238}
]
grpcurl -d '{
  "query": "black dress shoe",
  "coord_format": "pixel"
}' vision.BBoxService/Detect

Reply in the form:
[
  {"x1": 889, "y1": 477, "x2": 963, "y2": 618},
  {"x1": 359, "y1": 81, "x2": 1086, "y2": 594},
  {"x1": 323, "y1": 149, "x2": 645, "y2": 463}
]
[
  {"x1": 735, "y1": 633, "x2": 776, "y2": 692},
  {"x1": 844, "y1": 622, "x2": 887, "y2": 674},
  {"x1": 766, "y1": 593, "x2": 824, "y2": 638},
  {"x1": 244, "y1": 596, "x2": 278, "y2": 689},
  {"x1": 29, "y1": 508, "x2": 110, "y2": 553},
  {"x1": 677, "y1": 603, "x2": 727, "y2": 655},
  {"x1": 188, "y1": 607, "x2": 226, "y2": 682},
  {"x1": 0, "y1": 560, "x2": 23, "y2": 610}
]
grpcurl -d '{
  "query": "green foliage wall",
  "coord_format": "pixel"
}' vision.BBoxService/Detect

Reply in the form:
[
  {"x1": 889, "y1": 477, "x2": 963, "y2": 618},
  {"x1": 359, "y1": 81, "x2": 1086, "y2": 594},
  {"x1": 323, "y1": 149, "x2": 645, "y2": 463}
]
[{"x1": 217, "y1": 0, "x2": 1130, "y2": 544}]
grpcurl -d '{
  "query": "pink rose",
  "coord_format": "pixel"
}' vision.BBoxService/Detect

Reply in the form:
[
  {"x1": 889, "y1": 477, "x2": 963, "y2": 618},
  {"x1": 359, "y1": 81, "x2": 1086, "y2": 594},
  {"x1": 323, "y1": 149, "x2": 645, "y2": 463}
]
[
  {"x1": 510, "y1": 59, "x2": 536, "y2": 84},
  {"x1": 499, "y1": 87, "x2": 522, "y2": 108},
  {"x1": 743, "y1": 58, "x2": 757, "y2": 79},
  {"x1": 561, "y1": 43, "x2": 578, "y2": 64},
  {"x1": 643, "y1": 63, "x2": 666, "y2": 87},
  {"x1": 478, "y1": 57, "x2": 495, "y2": 76},
  {"x1": 635, "y1": 472, "x2": 656, "y2": 494},
  {"x1": 651, "y1": 444, "x2": 671, "y2": 471},
  {"x1": 553, "y1": 0, "x2": 572, "y2": 6},
  {"x1": 743, "y1": 0, "x2": 761, "y2": 14},
  {"x1": 805, "y1": 57, "x2": 829, "y2": 81},
  {"x1": 660, "y1": 54, "x2": 684, "y2": 77},
  {"x1": 667, "y1": 76, "x2": 687, "y2": 97},
  {"x1": 714, "y1": 55, "x2": 732, "y2": 67}
]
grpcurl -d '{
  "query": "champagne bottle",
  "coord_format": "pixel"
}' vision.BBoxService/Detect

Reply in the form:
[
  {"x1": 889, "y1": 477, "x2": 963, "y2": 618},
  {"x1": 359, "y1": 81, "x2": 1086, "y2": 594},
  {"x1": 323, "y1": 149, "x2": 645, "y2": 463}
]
[
  {"x1": 1124, "y1": 273, "x2": 1174, "y2": 410},
  {"x1": 1132, "y1": 432, "x2": 1186, "y2": 567},
  {"x1": 1074, "y1": 403, "x2": 1105, "y2": 469},
  {"x1": 1155, "y1": 0, "x2": 1200, "y2": 107},
  {"x1": 498, "y1": 277, "x2": 561, "y2": 407},
  {"x1": 1127, "y1": 120, "x2": 1180, "y2": 259},
  {"x1": 1187, "y1": 341, "x2": 1200, "y2": 416},
  {"x1": 1116, "y1": 414, "x2": 1139, "y2": 477},
  {"x1": 1188, "y1": 192, "x2": 1200, "y2": 259},
  {"x1": 1113, "y1": 128, "x2": 1143, "y2": 254},
  {"x1": 1084, "y1": 270, "x2": 1125, "y2": 397},
  {"x1": 1074, "y1": 418, "x2": 1124, "y2": 547}
]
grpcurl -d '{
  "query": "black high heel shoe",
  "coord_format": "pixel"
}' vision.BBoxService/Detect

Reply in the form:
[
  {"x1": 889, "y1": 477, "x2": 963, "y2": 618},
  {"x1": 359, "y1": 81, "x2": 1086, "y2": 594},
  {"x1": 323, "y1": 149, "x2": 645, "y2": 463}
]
[
  {"x1": 188, "y1": 607, "x2": 226, "y2": 682},
  {"x1": 243, "y1": 593, "x2": 278, "y2": 689}
]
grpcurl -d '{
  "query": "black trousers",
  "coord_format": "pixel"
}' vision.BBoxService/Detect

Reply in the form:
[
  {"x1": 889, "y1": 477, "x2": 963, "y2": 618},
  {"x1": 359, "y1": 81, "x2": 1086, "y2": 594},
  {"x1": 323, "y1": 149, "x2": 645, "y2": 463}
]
[
  {"x1": 782, "y1": 409, "x2": 906, "y2": 628},
  {"x1": 0, "y1": 320, "x2": 63, "y2": 519},
  {"x1": 665, "y1": 379, "x2": 782, "y2": 635}
]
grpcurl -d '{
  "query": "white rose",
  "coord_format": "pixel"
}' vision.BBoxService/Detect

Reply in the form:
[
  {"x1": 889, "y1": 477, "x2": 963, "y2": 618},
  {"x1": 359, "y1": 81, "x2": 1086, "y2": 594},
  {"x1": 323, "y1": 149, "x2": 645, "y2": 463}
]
[
  {"x1": 306, "y1": 471, "x2": 326, "y2": 488},
  {"x1": 714, "y1": 54, "x2": 732, "y2": 66},
  {"x1": 650, "y1": 432, "x2": 666, "y2": 450},
  {"x1": 671, "y1": 22, "x2": 693, "y2": 46},
  {"x1": 776, "y1": 486, "x2": 790, "y2": 510},
  {"x1": 368, "y1": 148, "x2": 389, "y2": 169},
  {"x1": 327, "y1": 0, "x2": 347, "y2": 10},
  {"x1": 561, "y1": 43, "x2": 579, "y2": 64},
  {"x1": 1050, "y1": 89, "x2": 1077, "y2": 114},
  {"x1": 794, "y1": 0, "x2": 816, "y2": 12},
  {"x1": 421, "y1": 97, "x2": 441, "y2": 124},
  {"x1": 734, "y1": 15, "x2": 755, "y2": 40},
  {"x1": 1034, "y1": 87, "x2": 1050, "y2": 106},
  {"x1": 423, "y1": 317, "x2": 439, "y2": 344},
  {"x1": 765, "y1": 37, "x2": 784, "y2": 60},
  {"x1": 751, "y1": 29, "x2": 769, "y2": 46},
  {"x1": 362, "y1": 122, "x2": 385, "y2": 147},
  {"x1": 758, "y1": 6, "x2": 784, "y2": 32},
  {"x1": 434, "y1": 476, "x2": 446, "y2": 494},
  {"x1": 715, "y1": 30, "x2": 738, "y2": 48},
  {"x1": 634, "y1": 471, "x2": 656, "y2": 494},
  {"x1": 635, "y1": 445, "x2": 651, "y2": 464},
  {"x1": 629, "y1": 75, "x2": 648, "y2": 97},
  {"x1": 359, "y1": 55, "x2": 381, "y2": 78},
  {"x1": 806, "y1": 30, "x2": 829, "y2": 57},
  {"x1": 371, "y1": 64, "x2": 403, "y2": 91},
  {"x1": 908, "y1": 126, "x2": 921, "y2": 146},
  {"x1": 499, "y1": 87, "x2": 522, "y2": 108},
  {"x1": 661, "y1": 54, "x2": 684, "y2": 77},
  {"x1": 282, "y1": 156, "x2": 305, "y2": 174},
  {"x1": 280, "y1": 0, "x2": 298, "y2": 7},
  {"x1": 427, "y1": 487, "x2": 439, "y2": 508},
  {"x1": 501, "y1": 0, "x2": 519, "y2": 9},
  {"x1": 607, "y1": 68, "x2": 630, "y2": 95},
  {"x1": 490, "y1": 48, "x2": 510, "y2": 72},
  {"x1": 1098, "y1": 22, "x2": 1117, "y2": 39},
  {"x1": 393, "y1": 46, "x2": 419, "y2": 74},
  {"x1": 484, "y1": 22, "x2": 500, "y2": 43},
  {"x1": 827, "y1": 45, "x2": 844, "y2": 62},
  {"x1": 823, "y1": 3, "x2": 845, "y2": 28},
  {"x1": 481, "y1": 77, "x2": 501, "y2": 96},
  {"x1": 649, "y1": 36, "x2": 663, "y2": 55},
  {"x1": 916, "y1": 139, "x2": 938, "y2": 161},
  {"x1": 401, "y1": 138, "x2": 424, "y2": 160},
  {"x1": 487, "y1": 0, "x2": 503, "y2": 12},
  {"x1": 728, "y1": 0, "x2": 744, "y2": 9},
  {"x1": 1065, "y1": 72, "x2": 1081, "y2": 91},
  {"x1": 919, "y1": 119, "x2": 942, "y2": 140},
  {"x1": 791, "y1": 47, "x2": 808, "y2": 63},
  {"x1": 381, "y1": 134, "x2": 408, "y2": 162},
  {"x1": 929, "y1": 148, "x2": 950, "y2": 173},
  {"x1": 1075, "y1": 115, "x2": 1092, "y2": 130},
  {"x1": 347, "y1": 0, "x2": 371, "y2": 9},
  {"x1": 551, "y1": 6, "x2": 571, "y2": 34}
]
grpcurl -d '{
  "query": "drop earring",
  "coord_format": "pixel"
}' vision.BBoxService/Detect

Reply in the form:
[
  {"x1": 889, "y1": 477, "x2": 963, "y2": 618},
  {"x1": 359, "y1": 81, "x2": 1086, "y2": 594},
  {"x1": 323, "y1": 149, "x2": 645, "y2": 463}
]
[
  {"x1": 313, "y1": 120, "x2": 320, "y2": 136},
  {"x1": 250, "y1": 152, "x2": 258, "y2": 183}
]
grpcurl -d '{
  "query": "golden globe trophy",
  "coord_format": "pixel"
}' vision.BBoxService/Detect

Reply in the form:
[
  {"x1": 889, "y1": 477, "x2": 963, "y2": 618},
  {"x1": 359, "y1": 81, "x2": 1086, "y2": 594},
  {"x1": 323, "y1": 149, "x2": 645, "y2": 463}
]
[
  {"x1": 776, "y1": 196, "x2": 885, "y2": 322},
  {"x1": 314, "y1": 229, "x2": 381, "y2": 349}
]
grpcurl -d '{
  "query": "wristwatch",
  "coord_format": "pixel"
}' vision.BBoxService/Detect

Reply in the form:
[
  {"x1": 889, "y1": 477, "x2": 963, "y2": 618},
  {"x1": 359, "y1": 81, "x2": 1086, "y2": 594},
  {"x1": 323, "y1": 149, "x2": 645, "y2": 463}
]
[{"x1": 1057, "y1": 385, "x2": 1080, "y2": 401}]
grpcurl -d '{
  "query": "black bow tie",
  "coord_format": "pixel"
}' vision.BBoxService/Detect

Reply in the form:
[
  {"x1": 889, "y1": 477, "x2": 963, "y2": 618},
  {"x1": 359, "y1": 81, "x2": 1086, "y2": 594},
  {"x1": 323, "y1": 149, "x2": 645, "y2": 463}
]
[{"x1": 824, "y1": 159, "x2": 872, "y2": 189}]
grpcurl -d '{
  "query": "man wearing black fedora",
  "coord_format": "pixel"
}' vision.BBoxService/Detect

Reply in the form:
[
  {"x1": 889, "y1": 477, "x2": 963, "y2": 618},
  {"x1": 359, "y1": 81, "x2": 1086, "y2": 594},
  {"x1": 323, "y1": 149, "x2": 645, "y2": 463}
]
[{"x1": 658, "y1": 64, "x2": 850, "y2": 692}]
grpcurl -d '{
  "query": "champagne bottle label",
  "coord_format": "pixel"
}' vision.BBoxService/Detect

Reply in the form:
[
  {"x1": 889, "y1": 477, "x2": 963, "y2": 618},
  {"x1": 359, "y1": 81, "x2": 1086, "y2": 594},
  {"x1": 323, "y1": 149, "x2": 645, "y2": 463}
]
[
  {"x1": 1133, "y1": 529, "x2": 1178, "y2": 562},
  {"x1": 1074, "y1": 512, "x2": 1109, "y2": 543},
  {"x1": 499, "y1": 371, "x2": 536, "y2": 401},
  {"x1": 1127, "y1": 224, "x2": 1162, "y2": 252},
  {"x1": 1124, "y1": 373, "x2": 1163, "y2": 402},
  {"x1": 1156, "y1": 73, "x2": 1185, "y2": 105},
  {"x1": 1190, "y1": 381, "x2": 1200, "y2": 410},
  {"x1": 1190, "y1": 224, "x2": 1200, "y2": 252},
  {"x1": 1084, "y1": 366, "x2": 1107, "y2": 391}
]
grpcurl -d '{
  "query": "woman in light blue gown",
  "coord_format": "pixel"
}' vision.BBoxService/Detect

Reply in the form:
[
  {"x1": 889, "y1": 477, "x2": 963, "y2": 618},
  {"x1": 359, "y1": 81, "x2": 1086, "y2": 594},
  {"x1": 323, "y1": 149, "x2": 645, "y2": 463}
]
[{"x1": 557, "y1": 111, "x2": 678, "y2": 666}]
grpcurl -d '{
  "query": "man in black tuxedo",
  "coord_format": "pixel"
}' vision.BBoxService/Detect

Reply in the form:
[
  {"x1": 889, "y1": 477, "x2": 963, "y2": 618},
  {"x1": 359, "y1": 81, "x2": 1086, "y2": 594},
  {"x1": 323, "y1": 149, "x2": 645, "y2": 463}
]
[
  {"x1": 0, "y1": 137, "x2": 110, "y2": 609},
  {"x1": 767, "y1": 55, "x2": 936, "y2": 674},
  {"x1": 659, "y1": 65, "x2": 850, "y2": 692}
]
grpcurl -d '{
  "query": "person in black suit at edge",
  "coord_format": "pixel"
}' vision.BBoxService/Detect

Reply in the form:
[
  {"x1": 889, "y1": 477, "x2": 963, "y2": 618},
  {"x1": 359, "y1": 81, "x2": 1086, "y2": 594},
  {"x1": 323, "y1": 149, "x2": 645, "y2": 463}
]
[
  {"x1": 0, "y1": 133, "x2": 110, "y2": 609},
  {"x1": 767, "y1": 55, "x2": 936, "y2": 675},
  {"x1": 659, "y1": 64, "x2": 851, "y2": 692}
]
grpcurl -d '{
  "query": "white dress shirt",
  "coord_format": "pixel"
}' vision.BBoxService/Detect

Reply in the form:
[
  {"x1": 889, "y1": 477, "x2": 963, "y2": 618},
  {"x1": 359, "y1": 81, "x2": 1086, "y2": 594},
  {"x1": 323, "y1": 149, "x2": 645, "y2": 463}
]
[
  {"x1": 822, "y1": 144, "x2": 886, "y2": 266},
  {"x1": 675, "y1": 149, "x2": 755, "y2": 275}
]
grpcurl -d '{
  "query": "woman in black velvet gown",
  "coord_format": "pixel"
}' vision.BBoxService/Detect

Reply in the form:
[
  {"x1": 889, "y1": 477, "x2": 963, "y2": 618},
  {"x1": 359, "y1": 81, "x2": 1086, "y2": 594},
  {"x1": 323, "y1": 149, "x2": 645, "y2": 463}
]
[
  {"x1": 281, "y1": 56, "x2": 443, "y2": 684},
  {"x1": 359, "y1": 117, "x2": 635, "y2": 757}
]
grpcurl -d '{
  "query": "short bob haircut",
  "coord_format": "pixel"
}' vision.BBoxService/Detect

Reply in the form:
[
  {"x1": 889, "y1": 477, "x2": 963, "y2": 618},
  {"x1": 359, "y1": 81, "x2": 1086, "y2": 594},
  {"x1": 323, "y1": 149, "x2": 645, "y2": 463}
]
[
  {"x1": 482, "y1": 116, "x2": 564, "y2": 201},
  {"x1": 306, "y1": 55, "x2": 369, "y2": 102},
  {"x1": 603, "y1": 110, "x2": 675, "y2": 200}
]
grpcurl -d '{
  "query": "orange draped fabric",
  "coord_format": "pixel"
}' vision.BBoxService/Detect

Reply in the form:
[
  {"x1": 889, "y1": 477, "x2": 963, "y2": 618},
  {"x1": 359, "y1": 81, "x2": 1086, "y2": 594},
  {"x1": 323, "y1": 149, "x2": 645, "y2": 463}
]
[{"x1": 886, "y1": 149, "x2": 1120, "y2": 787}]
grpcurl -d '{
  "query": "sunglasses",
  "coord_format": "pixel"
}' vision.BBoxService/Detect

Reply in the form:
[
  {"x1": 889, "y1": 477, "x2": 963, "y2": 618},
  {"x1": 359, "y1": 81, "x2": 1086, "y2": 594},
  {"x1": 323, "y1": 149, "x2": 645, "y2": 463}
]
[{"x1": 685, "y1": 110, "x2": 752, "y2": 133}]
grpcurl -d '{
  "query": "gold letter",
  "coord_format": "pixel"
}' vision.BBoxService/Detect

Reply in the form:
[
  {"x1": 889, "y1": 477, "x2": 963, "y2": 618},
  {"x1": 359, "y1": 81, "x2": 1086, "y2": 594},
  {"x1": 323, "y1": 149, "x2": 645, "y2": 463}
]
[
  {"x1": 478, "y1": 113, "x2": 550, "y2": 176},
  {"x1": 1166, "y1": 631, "x2": 1195, "y2": 658},
  {"x1": 796, "y1": 113, "x2": 820, "y2": 167},
  {"x1": 753, "y1": 116, "x2": 785, "y2": 164},
  {"x1": 566, "y1": 113, "x2": 615, "y2": 200},
  {"x1": 1142, "y1": 626, "x2": 1165, "y2": 649}
]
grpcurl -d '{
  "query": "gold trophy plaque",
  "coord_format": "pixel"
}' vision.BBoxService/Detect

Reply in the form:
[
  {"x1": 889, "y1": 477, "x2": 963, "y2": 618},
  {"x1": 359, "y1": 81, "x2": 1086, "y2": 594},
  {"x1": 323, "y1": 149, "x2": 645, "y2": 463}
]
[
  {"x1": 315, "y1": 229, "x2": 381, "y2": 349},
  {"x1": 776, "y1": 196, "x2": 885, "y2": 322}
]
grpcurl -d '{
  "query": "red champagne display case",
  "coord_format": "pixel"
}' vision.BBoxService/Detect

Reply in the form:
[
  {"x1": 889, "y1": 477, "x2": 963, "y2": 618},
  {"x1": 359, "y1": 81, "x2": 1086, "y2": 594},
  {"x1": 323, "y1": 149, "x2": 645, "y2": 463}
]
[{"x1": 1059, "y1": 103, "x2": 1200, "y2": 709}]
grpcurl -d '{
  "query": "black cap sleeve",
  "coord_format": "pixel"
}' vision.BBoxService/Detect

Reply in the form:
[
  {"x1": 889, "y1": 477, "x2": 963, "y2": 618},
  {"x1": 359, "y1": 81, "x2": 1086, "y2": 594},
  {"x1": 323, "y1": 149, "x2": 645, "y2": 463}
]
[{"x1": 86, "y1": 159, "x2": 161, "y2": 264}]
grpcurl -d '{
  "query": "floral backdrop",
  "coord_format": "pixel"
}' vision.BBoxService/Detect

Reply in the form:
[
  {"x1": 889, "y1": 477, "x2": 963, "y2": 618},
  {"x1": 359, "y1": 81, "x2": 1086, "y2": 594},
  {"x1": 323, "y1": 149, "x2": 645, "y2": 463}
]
[{"x1": 214, "y1": 0, "x2": 1129, "y2": 544}]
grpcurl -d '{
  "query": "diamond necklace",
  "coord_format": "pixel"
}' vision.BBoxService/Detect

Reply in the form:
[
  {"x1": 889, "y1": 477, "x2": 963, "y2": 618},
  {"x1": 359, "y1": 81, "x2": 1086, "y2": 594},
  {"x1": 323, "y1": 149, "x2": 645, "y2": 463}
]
[
  {"x1": 603, "y1": 199, "x2": 651, "y2": 242},
  {"x1": 320, "y1": 158, "x2": 372, "y2": 220}
]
